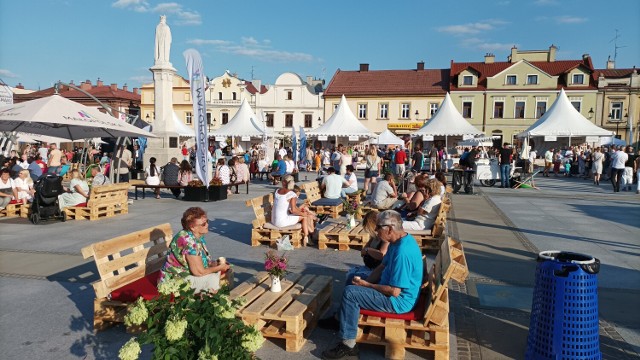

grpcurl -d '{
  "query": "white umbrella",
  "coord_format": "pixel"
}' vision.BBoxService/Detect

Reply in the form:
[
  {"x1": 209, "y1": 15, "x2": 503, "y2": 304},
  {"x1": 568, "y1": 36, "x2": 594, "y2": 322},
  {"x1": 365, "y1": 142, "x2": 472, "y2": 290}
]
[
  {"x1": 372, "y1": 129, "x2": 404, "y2": 146},
  {"x1": 16, "y1": 132, "x2": 74, "y2": 144},
  {"x1": 0, "y1": 94, "x2": 155, "y2": 140}
]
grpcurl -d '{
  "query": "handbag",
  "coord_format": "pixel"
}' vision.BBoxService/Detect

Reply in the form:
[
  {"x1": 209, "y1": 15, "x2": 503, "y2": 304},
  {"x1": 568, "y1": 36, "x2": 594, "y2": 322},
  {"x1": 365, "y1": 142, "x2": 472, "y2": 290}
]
[{"x1": 363, "y1": 252, "x2": 381, "y2": 269}]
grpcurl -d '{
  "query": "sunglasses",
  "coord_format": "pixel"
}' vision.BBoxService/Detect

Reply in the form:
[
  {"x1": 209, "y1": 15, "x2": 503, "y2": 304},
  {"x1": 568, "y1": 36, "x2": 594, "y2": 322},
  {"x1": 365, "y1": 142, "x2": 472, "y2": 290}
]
[
  {"x1": 375, "y1": 224, "x2": 391, "y2": 231},
  {"x1": 195, "y1": 220, "x2": 209, "y2": 227}
]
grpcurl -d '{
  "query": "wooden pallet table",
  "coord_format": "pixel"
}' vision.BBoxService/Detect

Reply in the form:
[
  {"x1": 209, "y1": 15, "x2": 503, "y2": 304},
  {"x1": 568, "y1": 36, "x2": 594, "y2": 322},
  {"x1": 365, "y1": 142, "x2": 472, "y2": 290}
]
[
  {"x1": 318, "y1": 221, "x2": 371, "y2": 250},
  {"x1": 230, "y1": 272, "x2": 332, "y2": 352}
]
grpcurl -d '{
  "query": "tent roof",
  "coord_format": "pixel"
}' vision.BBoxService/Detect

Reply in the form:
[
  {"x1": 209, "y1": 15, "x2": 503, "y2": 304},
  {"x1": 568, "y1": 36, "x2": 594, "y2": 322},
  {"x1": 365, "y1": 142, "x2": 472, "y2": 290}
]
[
  {"x1": 210, "y1": 99, "x2": 275, "y2": 138},
  {"x1": 372, "y1": 129, "x2": 405, "y2": 146},
  {"x1": 517, "y1": 89, "x2": 614, "y2": 138},
  {"x1": 307, "y1": 95, "x2": 374, "y2": 137},
  {"x1": 412, "y1": 93, "x2": 483, "y2": 137},
  {"x1": 172, "y1": 112, "x2": 195, "y2": 137}
]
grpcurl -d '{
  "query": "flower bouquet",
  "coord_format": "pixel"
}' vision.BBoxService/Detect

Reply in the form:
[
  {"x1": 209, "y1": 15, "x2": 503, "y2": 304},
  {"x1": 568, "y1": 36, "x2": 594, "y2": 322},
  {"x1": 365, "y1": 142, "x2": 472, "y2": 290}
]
[
  {"x1": 119, "y1": 276, "x2": 264, "y2": 360},
  {"x1": 342, "y1": 198, "x2": 359, "y2": 228},
  {"x1": 209, "y1": 177, "x2": 223, "y2": 186},
  {"x1": 264, "y1": 250, "x2": 288, "y2": 292},
  {"x1": 187, "y1": 179, "x2": 204, "y2": 187}
]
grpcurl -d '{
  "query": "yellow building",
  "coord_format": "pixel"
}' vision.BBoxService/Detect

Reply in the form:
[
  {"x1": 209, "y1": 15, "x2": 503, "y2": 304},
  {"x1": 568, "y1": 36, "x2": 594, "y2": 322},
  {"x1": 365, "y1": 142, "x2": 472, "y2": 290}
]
[
  {"x1": 323, "y1": 63, "x2": 449, "y2": 134},
  {"x1": 594, "y1": 65, "x2": 640, "y2": 144},
  {"x1": 450, "y1": 46, "x2": 598, "y2": 145},
  {"x1": 140, "y1": 73, "x2": 200, "y2": 129}
]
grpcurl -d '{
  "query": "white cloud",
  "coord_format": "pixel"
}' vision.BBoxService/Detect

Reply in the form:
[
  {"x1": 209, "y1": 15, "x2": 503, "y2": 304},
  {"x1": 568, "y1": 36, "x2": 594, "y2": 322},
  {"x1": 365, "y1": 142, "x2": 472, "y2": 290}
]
[
  {"x1": 533, "y1": 0, "x2": 558, "y2": 5},
  {"x1": 112, "y1": 0, "x2": 201, "y2": 25},
  {"x1": 555, "y1": 16, "x2": 588, "y2": 24},
  {"x1": 129, "y1": 75, "x2": 153, "y2": 84},
  {"x1": 189, "y1": 36, "x2": 314, "y2": 63},
  {"x1": 112, "y1": 0, "x2": 149, "y2": 12},
  {"x1": 242, "y1": 36, "x2": 259, "y2": 46},
  {"x1": 188, "y1": 39, "x2": 231, "y2": 46},
  {"x1": 437, "y1": 19, "x2": 508, "y2": 35},
  {"x1": 0, "y1": 69, "x2": 18, "y2": 78},
  {"x1": 461, "y1": 38, "x2": 515, "y2": 52},
  {"x1": 152, "y1": 2, "x2": 180, "y2": 13}
]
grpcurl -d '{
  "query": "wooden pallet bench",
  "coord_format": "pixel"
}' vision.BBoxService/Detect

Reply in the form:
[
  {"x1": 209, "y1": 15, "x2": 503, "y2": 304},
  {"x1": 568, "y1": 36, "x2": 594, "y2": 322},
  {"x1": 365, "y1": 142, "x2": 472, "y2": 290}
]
[
  {"x1": 407, "y1": 197, "x2": 451, "y2": 253},
  {"x1": 300, "y1": 181, "x2": 343, "y2": 219},
  {"x1": 245, "y1": 193, "x2": 304, "y2": 248},
  {"x1": 64, "y1": 182, "x2": 129, "y2": 220},
  {"x1": 0, "y1": 200, "x2": 29, "y2": 218},
  {"x1": 317, "y1": 221, "x2": 371, "y2": 250},
  {"x1": 356, "y1": 237, "x2": 468, "y2": 359},
  {"x1": 230, "y1": 271, "x2": 332, "y2": 352}
]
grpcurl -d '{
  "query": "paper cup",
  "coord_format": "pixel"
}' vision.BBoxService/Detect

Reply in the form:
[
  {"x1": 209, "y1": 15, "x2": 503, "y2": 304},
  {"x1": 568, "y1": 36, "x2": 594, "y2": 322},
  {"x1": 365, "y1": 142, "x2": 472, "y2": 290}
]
[{"x1": 218, "y1": 257, "x2": 226, "y2": 265}]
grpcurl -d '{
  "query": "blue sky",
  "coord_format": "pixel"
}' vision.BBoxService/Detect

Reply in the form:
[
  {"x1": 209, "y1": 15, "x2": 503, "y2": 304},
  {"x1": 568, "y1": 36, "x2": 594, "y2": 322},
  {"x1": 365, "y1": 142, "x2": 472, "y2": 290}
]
[{"x1": 1, "y1": 0, "x2": 638, "y2": 90}]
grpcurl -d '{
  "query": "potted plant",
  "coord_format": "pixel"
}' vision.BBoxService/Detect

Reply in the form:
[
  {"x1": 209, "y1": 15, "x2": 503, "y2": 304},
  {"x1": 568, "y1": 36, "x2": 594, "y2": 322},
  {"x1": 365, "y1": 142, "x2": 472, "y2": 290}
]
[
  {"x1": 183, "y1": 180, "x2": 207, "y2": 201},
  {"x1": 264, "y1": 250, "x2": 288, "y2": 293},
  {"x1": 342, "y1": 198, "x2": 359, "y2": 228},
  {"x1": 208, "y1": 178, "x2": 228, "y2": 201},
  {"x1": 118, "y1": 277, "x2": 264, "y2": 360}
]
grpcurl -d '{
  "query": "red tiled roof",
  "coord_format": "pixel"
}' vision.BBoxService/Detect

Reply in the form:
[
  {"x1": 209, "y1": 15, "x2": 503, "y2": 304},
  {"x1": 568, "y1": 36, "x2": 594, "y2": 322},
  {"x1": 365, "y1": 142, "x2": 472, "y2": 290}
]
[
  {"x1": 324, "y1": 68, "x2": 449, "y2": 96},
  {"x1": 245, "y1": 81, "x2": 267, "y2": 94},
  {"x1": 15, "y1": 83, "x2": 140, "y2": 102},
  {"x1": 594, "y1": 68, "x2": 636, "y2": 78},
  {"x1": 450, "y1": 59, "x2": 596, "y2": 90}
]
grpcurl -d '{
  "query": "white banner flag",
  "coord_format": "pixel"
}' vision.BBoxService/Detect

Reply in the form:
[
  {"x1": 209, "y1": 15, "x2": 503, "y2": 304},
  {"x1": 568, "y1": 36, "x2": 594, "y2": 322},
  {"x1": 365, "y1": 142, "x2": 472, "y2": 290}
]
[{"x1": 184, "y1": 49, "x2": 209, "y2": 188}]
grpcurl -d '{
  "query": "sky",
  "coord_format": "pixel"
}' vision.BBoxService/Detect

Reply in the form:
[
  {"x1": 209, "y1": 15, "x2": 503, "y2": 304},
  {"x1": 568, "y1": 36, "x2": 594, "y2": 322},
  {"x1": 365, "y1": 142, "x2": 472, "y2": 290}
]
[{"x1": 1, "y1": 0, "x2": 639, "y2": 91}]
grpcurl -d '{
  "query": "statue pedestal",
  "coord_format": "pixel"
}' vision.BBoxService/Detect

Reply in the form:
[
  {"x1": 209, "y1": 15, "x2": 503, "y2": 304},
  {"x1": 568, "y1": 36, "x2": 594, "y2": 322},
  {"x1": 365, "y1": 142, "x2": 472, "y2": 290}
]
[{"x1": 145, "y1": 131, "x2": 179, "y2": 167}]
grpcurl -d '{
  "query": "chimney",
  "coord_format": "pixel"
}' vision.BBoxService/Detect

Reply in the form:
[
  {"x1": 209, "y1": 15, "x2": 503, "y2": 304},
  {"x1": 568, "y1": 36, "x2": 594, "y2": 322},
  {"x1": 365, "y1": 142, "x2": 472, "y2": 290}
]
[
  {"x1": 123, "y1": 84, "x2": 128, "y2": 92},
  {"x1": 69, "y1": 80, "x2": 74, "y2": 85},
  {"x1": 484, "y1": 53, "x2": 495, "y2": 64},
  {"x1": 133, "y1": 87, "x2": 139, "y2": 94},
  {"x1": 509, "y1": 46, "x2": 518, "y2": 63},
  {"x1": 548, "y1": 44, "x2": 557, "y2": 62},
  {"x1": 110, "y1": 83, "x2": 118, "y2": 91},
  {"x1": 80, "y1": 80, "x2": 92, "y2": 90},
  {"x1": 606, "y1": 56, "x2": 615, "y2": 69},
  {"x1": 16, "y1": 83, "x2": 24, "y2": 89},
  {"x1": 582, "y1": 53, "x2": 590, "y2": 62},
  {"x1": 417, "y1": 61, "x2": 425, "y2": 71},
  {"x1": 359, "y1": 63, "x2": 369, "y2": 72},
  {"x1": 97, "y1": 78, "x2": 103, "y2": 87}
]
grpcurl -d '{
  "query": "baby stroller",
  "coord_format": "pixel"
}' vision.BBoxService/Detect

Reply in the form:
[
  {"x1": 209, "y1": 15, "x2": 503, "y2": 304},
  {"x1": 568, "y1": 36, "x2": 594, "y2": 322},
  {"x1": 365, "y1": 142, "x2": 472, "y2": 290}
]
[{"x1": 30, "y1": 174, "x2": 66, "y2": 224}]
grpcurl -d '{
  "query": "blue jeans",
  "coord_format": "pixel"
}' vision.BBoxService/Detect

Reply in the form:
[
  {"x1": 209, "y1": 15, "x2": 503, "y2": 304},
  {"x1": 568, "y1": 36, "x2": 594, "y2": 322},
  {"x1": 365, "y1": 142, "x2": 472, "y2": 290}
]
[
  {"x1": 500, "y1": 164, "x2": 511, "y2": 188},
  {"x1": 338, "y1": 285, "x2": 396, "y2": 340},
  {"x1": 345, "y1": 266, "x2": 374, "y2": 286}
]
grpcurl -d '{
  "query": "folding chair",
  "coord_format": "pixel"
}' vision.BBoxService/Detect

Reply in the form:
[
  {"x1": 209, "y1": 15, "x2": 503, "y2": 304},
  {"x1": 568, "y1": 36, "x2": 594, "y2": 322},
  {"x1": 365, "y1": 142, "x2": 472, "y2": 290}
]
[{"x1": 514, "y1": 170, "x2": 540, "y2": 189}]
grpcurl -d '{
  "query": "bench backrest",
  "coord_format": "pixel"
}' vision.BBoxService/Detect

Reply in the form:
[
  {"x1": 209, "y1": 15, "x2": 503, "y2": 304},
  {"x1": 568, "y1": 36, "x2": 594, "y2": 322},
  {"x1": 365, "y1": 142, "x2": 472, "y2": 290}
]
[
  {"x1": 300, "y1": 181, "x2": 322, "y2": 204},
  {"x1": 81, "y1": 223, "x2": 173, "y2": 299},
  {"x1": 430, "y1": 197, "x2": 451, "y2": 237},
  {"x1": 245, "y1": 193, "x2": 274, "y2": 228},
  {"x1": 88, "y1": 182, "x2": 130, "y2": 209},
  {"x1": 422, "y1": 236, "x2": 468, "y2": 326}
]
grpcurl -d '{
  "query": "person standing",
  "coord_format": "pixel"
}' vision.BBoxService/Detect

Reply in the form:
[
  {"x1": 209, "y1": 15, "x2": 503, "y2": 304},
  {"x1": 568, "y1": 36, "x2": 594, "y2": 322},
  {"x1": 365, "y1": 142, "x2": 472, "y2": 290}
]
[
  {"x1": 363, "y1": 146, "x2": 381, "y2": 195},
  {"x1": 428, "y1": 147, "x2": 438, "y2": 173},
  {"x1": 543, "y1": 148, "x2": 553, "y2": 177},
  {"x1": 47, "y1": 143, "x2": 62, "y2": 175},
  {"x1": 181, "y1": 144, "x2": 189, "y2": 161},
  {"x1": 634, "y1": 153, "x2": 640, "y2": 194},
  {"x1": 133, "y1": 144, "x2": 143, "y2": 170},
  {"x1": 37, "y1": 143, "x2": 49, "y2": 163},
  {"x1": 394, "y1": 147, "x2": 406, "y2": 176},
  {"x1": 591, "y1": 147, "x2": 604, "y2": 186},
  {"x1": 528, "y1": 149, "x2": 537, "y2": 174},
  {"x1": 610, "y1": 147, "x2": 628, "y2": 192},
  {"x1": 411, "y1": 147, "x2": 424, "y2": 173},
  {"x1": 116, "y1": 144, "x2": 132, "y2": 183},
  {"x1": 499, "y1": 143, "x2": 512, "y2": 188},
  {"x1": 622, "y1": 146, "x2": 635, "y2": 191}
]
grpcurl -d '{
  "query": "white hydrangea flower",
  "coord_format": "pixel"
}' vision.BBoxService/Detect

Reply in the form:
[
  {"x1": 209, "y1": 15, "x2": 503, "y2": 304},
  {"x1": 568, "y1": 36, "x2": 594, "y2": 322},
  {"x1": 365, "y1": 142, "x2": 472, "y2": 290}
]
[
  {"x1": 118, "y1": 338, "x2": 141, "y2": 360},
  {"x1": 165, "y1": 316, "x2": 188, "y2": 342}
]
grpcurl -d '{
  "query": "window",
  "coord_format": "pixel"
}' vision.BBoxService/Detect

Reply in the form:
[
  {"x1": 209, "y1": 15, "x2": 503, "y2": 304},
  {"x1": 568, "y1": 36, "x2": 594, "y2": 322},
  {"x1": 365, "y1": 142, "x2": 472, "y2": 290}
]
[
  {"x1": 462, "y1": 75, "x2": 473, "y2": 86},
  {"x1": 207, "y1": 113, "x2": 212, "y2": 125},
  {"x1": 184, "y1": 92, "x2": 190, "y2": 101},
  {"x1": 221, "y1": 113, "x2": 229, "y2": 125},
  {"x1": 334, "y1": 103, "x2": 339, "y2": 110},
  {"x1": 304, "y1": 114, "x2": 312, "y2": 128},
  {"x1": 527, "y1": 75, "x2": 538, "y2": 85},
  {"x1": 379, "y1": 103, "x2": 388, "y2": 119},
  {"x1": 218, "y1": 92, "x2": 222, "y2": 100},
  {"x1": 185, "y1": 112, "x2": 193, "y2": 125},
  {"x1": 494, "y1": 102, "x2": 504, "y2": 118},
  {"x1": 401, "y1": 103, "x2": 410, "y2": 119},
  {"x1": 515, "y1": 101, "x2": 525, "y2": 118},
  {"x1": 462, "y1": 102, "x2": 472, "y2": 118},
  {"x1": 429, "y1": 103, "x2": 439, "y2": 116},
  {"x1": 358, "y1": 103, "x2": 367, "y2": 119},
  {"x1": 536, "y1": 101, "x2": 547, "y2": 118},
  {"x1": 287, "y1": 91, "x2": 293, "y2": 100},
  {"x1": 610, "y1": 102, "x2": 623, "y2": 120},
  {"x1": 232, "y1": 92, "x2": 237, "y2": 100},
  {"x1": 570, "y1": 98, "x2": 582, "y2": 112},
  {"x1": 573, "y1": 74, "x2": 584, "y2": 85},
  {"x1": 285, "y1": 114, "x2": 293, "y2": 127},
  {"x1": 266, "y1": 113, "x2": 274, "y2": 127},
  {"x1": 506, "y1": 75, "x2": 517, "y2": 85}
]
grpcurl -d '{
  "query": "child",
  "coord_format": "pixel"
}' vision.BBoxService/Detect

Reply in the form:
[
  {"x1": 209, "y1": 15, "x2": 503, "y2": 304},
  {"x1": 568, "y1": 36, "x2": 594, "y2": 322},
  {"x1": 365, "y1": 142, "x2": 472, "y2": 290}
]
[
  {"x1": 563, "y1": 157, "x2": 571, "y2": 177},
  {"x1": 314, "y1": 151, "x2": 322, "y2": 176}
]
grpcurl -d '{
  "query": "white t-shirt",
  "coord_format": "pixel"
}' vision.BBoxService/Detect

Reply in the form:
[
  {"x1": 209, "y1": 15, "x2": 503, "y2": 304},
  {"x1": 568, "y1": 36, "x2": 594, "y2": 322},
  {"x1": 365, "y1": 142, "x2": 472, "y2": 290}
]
[
  {"x1": 322, "y1": 174, "x2": 347, "y2": 199},
  {"x1": 0, "y1": 177, "x2": 16, "y2": 198},
  {"x1": 372, "y1": 180, "x2": 394, "y2": 206},
  {"x1": 345, "y1": 172, "x2": 358, "y2": 191},
  {"x1": 285, "y1": 160, "x2": 295, "y2": 174},
  {"x1": 611, "y1": 150, "x2": 628, "y2": 169},
  {"x1": 278, "y1": 148, "x2": 288, "y2": 158},
  {"x1": 529, "y1": 150, "x2": 537, "y2": 162},
  {"x1": 544, "y1": 151, "x2": 553, "y2": 162}
]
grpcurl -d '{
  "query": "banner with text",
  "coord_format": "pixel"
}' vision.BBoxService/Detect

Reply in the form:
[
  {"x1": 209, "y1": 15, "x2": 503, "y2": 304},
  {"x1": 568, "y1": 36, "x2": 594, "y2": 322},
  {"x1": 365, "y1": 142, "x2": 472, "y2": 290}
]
[
  {"x1": 184, "y1": 49, "x2": 210, "y2": 187},
  {"x1": 544, "y1": 136, "x2": 557, "y2": 141}
]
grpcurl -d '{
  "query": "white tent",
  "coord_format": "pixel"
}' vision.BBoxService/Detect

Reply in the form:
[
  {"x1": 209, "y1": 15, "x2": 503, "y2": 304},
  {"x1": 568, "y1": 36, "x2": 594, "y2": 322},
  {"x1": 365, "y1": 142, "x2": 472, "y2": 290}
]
[
  {"x1": 517, "y1": 89, "x2": 613, "y2": 138},
  {"x1": 412, "y1": 93, "x2": 483, "y2": 137},
  {"x1": 210, "y1": 99, "x2": 275, "y2": 138},
  {"x1": 458, "y1": 136, "x2": 500, "y2": 147},
  {"x1": 172, "y1": 112, "x2": 195, "y2": 137},
  {"x1": 372, "y1": 129, "x2": 404, "y2": 146},
  {"x1": 307, "y1": 95, "x2": 374, "y2": 139}
]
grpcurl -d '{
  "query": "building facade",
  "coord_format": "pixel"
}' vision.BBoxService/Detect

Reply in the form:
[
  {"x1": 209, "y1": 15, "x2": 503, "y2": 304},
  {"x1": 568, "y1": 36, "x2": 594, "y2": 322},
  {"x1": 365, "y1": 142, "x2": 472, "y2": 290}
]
[
  {"x1": 140, "y1": 73, "x2": 194, "y2": 129},
  {"x1": 323, "y1": 63, "x2": 449, "y2": 134},
  {"x1": 594, "y1": 64, "x2": 640, "y2": 144},
  {"x1": 449, "y1": 46, "x2": 598, "y2": 145}
]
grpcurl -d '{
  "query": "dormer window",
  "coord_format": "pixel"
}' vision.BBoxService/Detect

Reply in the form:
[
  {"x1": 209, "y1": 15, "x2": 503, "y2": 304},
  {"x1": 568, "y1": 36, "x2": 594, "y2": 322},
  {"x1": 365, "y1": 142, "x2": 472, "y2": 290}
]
[
  {"x1": 462, "y1": 75, "x2": 473, "y2": 86},
  {"x1": 506, "y1": 75, "x2": 517, "y2": 85},
  {"x1": 527, "y1": 74, "x2": 538, "y2": 85},
  {"x1": 572, "y1": 74, "x2": 584, "y2": 85}
]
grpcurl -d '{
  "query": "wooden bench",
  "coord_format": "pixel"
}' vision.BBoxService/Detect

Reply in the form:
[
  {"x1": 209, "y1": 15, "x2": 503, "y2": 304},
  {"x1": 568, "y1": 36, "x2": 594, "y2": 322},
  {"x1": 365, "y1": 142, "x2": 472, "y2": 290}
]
[
  {"x1": 64, "y1": 182, "x2": 129, "y2": 220},
  {"x1": 133, "y1": 183, "x2": 184, "y2": 200},
  {"x1": 408, "y1": 197, "x2": 451, "y2": 253},
  {"x1": 230, "y1": 179, "x2": 250, "y2": 194},
  {"x1": 81, "y1": 223, "x2": 173, "y2": 331},
  {"x1": 356, "y1": 237, "x2": 468, "y2": 359},
  {"x1": 245, "y1": 193, "x2": 304, "y2": 248},
  {"x1": 0, "y1": 200, "x2": 31, "y2": 218},
  {"x1": 300, "y1": 181, "x2": 343, "y2": 219},
  {"x1": 230, "y1": 272, "x2": 332, "y2": 352},
  {"x1": 317, "y1": 221, "x2": 371, "y2": 250}
]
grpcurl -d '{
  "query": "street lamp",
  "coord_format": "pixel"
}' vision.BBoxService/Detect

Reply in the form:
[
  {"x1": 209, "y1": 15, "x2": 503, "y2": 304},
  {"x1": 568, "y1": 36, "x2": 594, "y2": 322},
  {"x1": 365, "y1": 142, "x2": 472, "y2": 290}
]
[
  {"x1": 609, "y1": 111, "x2": 624, "y2": 138},
  {"x1": 415, "y1": 110, "x2": 419, "y2": 121},
  {"x1": 588, "y1": 108, "x2": 594, "y2": 120},
  {"x1": 318, "y1": 116, "x2": 322, "y2": 124}
]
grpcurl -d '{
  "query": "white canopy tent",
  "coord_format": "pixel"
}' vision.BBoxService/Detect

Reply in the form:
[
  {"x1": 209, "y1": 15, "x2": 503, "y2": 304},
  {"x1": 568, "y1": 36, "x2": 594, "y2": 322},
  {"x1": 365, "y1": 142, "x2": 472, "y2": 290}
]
[
  {"x1": 307, "y1": 95, "x2": 374, "y2": 145},
  {"x1": 372, "y1": 129, "x2": 405, "y2": 146},
  {"x1": 172, "y1": 112, "x2": 195, "y2": 137},
  {"x1": 411, "y1": 92, "x2": 483, "y2": 149},
  {"x1": 517, "y1": 89, "x2": 613, "y2": 141},
  {"x1": 458, "y1": 136, "x2": 500, "y2": 148},
  {"x1": 210, "y1": 99, "x2": 275, "y2": 138}
]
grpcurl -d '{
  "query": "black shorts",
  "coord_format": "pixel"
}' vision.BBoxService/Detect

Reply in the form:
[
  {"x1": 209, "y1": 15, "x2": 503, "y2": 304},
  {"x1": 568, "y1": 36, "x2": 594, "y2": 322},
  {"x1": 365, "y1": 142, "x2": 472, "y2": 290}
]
[{"x1": 364, "y1": 169, "x2": 379, "y2": 179}]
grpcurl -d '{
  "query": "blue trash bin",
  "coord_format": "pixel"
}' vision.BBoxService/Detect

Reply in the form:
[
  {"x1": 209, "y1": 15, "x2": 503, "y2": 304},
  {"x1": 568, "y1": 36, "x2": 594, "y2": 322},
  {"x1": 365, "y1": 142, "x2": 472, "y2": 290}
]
[{"x1": 526, "y1": 251, "x2": 601, "y2": 360}]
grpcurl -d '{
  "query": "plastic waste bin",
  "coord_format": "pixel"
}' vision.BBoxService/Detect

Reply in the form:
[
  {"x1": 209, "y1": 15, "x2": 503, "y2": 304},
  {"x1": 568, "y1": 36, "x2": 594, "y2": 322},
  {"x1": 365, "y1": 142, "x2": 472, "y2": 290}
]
[{"x1": 525, "y1": 251, "x2": 601, "y2": 360}]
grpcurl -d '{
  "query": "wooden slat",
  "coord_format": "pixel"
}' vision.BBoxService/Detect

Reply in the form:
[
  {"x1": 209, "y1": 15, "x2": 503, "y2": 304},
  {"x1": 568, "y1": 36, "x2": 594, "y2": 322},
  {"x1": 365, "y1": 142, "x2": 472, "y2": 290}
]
[
  {"x1": 91, "y1": 224, "x2": 172, "y2": 259},
  {"x1": 280, "y1": 275, "x2": 331, "y2": 318}
]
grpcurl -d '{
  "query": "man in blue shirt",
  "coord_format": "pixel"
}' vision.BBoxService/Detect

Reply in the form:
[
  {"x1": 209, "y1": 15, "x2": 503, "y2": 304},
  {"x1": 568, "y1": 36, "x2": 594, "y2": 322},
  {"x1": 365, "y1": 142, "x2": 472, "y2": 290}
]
[
  {"x1": 321, "y1": 210, "x2": 423, "y2": 359},
  {"x1": 269, "y1": 154, "x2": 286, "y2": 183}
]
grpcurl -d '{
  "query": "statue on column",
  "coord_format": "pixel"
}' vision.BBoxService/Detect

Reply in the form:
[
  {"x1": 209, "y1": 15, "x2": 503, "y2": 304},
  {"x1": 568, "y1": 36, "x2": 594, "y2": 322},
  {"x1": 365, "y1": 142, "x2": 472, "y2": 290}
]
[{"x1": 154, "y1": 15, "x2": 172, "y2": 65}]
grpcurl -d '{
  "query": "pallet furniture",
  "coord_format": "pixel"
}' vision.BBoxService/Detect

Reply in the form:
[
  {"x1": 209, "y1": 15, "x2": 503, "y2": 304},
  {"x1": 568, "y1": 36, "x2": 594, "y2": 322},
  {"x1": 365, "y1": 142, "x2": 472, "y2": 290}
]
[
  {"x1": 245, "y1": 193, "x2": 304, "y2": 248},
  {"x1": 81, "y1": 223, "x2": 173, "y2": 331},
  {"x1": 230, "y1": 272, "x2": 332, "y2": 352},
  {"x1": 133, "y1": 183, "x2": 184, "y2": 200},
  {"x1": 64, "y1": 182, "x2": 130, "y2": 220},
  {"x1": 356, "y1": 237, "x2": 468, "y2": 359},
  {"x1": 317, "y1": 221, "x2": 371, "y2": 250},
  {"x1": 407, "y1": 197, "x2": 451, "y2": 253},
  {"x1": 300, "y1": 181, "x2": 343, "y2": 219},
  {"x1": 0, "y1": 200, "x2": 29, "y2": 218}
]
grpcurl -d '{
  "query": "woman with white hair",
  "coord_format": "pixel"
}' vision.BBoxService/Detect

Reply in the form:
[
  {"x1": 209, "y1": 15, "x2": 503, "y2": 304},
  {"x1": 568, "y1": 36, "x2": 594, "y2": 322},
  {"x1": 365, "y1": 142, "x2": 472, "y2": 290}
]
[
  {"x1": 272, "y1": 174, "x2": 315, "y2": 246},
  {"x1": 14, "y1": 169, "x2": 35, "y2": 204}
]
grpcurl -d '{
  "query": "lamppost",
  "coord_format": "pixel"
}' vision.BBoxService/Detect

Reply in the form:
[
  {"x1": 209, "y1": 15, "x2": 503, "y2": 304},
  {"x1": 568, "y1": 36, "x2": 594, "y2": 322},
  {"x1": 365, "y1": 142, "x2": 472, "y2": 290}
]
[
  {"x1": 608, "y1": 111, "x2": 625, "y2": 139},
  {"x1": 588, "y1": 108, "x2": 594, "y2": 120},
  {"x1": 318, "y1": 116, "x2": 322, "y2": 124},
  {"x1": 415, "y1": 110, "x2": 419, "y2": 122}
]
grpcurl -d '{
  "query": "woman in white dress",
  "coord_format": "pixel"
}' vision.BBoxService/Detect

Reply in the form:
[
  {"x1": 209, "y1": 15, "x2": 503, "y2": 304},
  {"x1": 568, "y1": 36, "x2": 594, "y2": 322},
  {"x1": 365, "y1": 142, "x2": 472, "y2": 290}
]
[
  {"x1": 271, "y1": 175, "x2": 315, "y2": 246},
  {"x1": 14, "y1": 169, "x2": 35, "y2": 203},
  {"x1": 145, "y1": 157, "x2": 161, "y2": 198},
  {"x1": 591, "y1": 147, "x2": 604, "y2": 186},
  {"x1": 58, "y1": 169, "x2": 89, "y2": 210}
]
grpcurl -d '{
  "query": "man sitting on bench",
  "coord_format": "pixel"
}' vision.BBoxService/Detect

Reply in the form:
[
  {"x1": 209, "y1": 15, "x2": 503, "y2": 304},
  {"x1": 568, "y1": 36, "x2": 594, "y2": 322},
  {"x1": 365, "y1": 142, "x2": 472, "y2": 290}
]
[
  {"x1": 320, "y1": 210, "x2": 423, "y2": 359},
  {"x1": 269, "y1": 155, "x2": 286, "y2": 184},
  {"x1": 321, "y1": 167, "x2": 348, "y2": 199}
]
